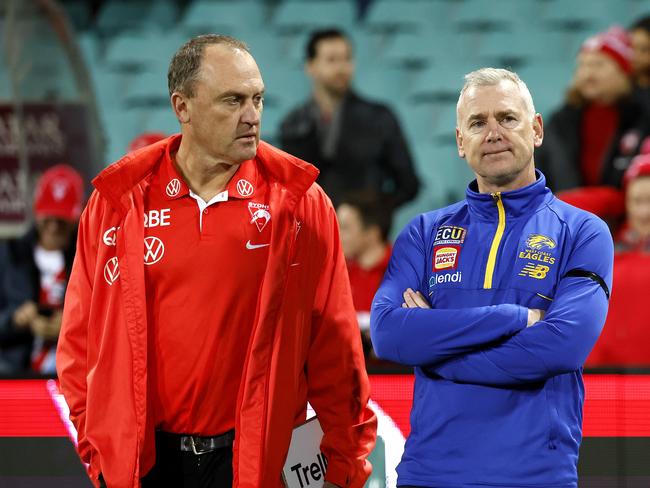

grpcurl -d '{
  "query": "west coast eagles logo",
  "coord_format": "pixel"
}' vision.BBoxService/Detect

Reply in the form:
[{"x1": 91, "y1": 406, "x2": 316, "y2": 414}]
[
  {"x1": 518, "y1": 233, "x2": 557, "y2": 279},
  {"x1": 525, "y1": 234, "x2": 556, "y2": 250}
]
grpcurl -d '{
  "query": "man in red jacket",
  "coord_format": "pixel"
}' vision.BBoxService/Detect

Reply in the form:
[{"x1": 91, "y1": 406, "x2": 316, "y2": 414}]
[{"x1": 56, "y1": 34, "x2": 376, "y2": 488}]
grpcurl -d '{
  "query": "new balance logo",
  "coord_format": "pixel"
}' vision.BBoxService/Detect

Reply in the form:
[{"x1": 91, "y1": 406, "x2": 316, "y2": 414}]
[{"x1": 519, "y1": 263, "x2": 550, "y2": 280}]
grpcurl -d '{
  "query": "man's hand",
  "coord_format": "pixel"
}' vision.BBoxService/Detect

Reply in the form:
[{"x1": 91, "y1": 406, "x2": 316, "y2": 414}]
[
  {"x1": 527, "y1": 308, "x2": 545, "y2": 327},
  {"x1": 30, "y1": 312, "x2": 62, "y2": 341},
  {"x1": 402, "y1": 288, "x2": 431, "y2": 309},
  {"x1": 323, "y1": 483, "x2": 341, "y2": 488},
  {"x1": 12, "y1": 301, "x2": 38, "y2": 329}
]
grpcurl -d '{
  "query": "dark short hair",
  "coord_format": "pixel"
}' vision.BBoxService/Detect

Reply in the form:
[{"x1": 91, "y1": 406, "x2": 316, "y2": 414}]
[
  {"x1": 305, "y1": 28, "x2": 351, "y2": 61},
  {"x1": 631, "y1": 15, "x2": 650, "y2": 33},
  {"x1": 338, "y1": 191, "x2": 393, "y2": 242},
  {"x1": 168, "y1": 34, "x2": 249, "y2": 98}
]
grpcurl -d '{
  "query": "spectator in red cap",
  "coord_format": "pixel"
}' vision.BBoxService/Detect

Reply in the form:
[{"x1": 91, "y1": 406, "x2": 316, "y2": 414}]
[
  {"x1": 0, "y1": 164, "x2": 84, "y2": 375},
  {"x1": 536, "y1": 26, "x2": 650, "y2": 208},
  {"x1": 587, "y1": 152, "x2": 650, "y2": 367},
  {"x1": 127, "y1": 132, "x2": 167, "y2": 153}
]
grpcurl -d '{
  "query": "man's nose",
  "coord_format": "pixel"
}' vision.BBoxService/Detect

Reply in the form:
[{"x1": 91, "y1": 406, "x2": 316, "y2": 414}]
[
  {"x1": 486, "y1": 118, "x2": 502, "y2": 143},
  {"x1": 241, "y1": 101, "x2": 261, "y2": 126}
]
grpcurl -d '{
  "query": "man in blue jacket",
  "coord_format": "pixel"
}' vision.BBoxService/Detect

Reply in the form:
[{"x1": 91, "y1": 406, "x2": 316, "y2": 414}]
[{"x1": 371, "y1": 68, "x2": 613, "y2": 488}]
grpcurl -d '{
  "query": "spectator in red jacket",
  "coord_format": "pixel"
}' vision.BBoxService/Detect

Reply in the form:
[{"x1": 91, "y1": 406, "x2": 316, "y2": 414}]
[
  {"x1": 536, "y1": 26, "x2": 650, "y2": 209},
  {"x1": 587, "y1": 152, "x2": 650, "y2": 367},
  {"x1": 630, "y1": 15, "x2": 650, "y2": 111},
  {"x1": 337, "y1": 191, "x2": 392, "y2": 360}
]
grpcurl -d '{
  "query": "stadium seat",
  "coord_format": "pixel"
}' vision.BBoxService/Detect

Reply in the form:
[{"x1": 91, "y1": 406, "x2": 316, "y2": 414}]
[
  {"x1": 180, "y1": 1, "x2": 267, "y2": 37},
  {"x1": 103, "y1": 32, "x2": 185, "y2": 70},
  {"x1": 383, "y1": 31, "x2": 436, "y2": 68},
  {"x1": 452, "y1": 0, "x2": 531, "y2": 32},
  {"x1": 123, "y1": 71, "x2": 170, "y2": 107},
  {"x1": 363, "y1": 0, "x2": 439, "y2": 33},
  {"x1": 272, "y1": 0, "x2": 355, "y2": 34},
  {"x1": 410, "y1": 63, "x2": 473, "y2": 103},
  {"x1": 95, "y1": 0, "x2": 153, "y2": 34},
  {"x1": 541, "y1": 0, "x2": 613, "y2": 32}
]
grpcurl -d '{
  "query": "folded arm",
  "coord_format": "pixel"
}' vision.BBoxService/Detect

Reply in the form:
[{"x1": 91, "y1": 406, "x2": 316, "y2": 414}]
[
  {"x1": 431, "y1": 217, "x2": 614, "y2": 386},
  {"x1": 370, "y1": 217, "x2": 528, "y2": 366}
]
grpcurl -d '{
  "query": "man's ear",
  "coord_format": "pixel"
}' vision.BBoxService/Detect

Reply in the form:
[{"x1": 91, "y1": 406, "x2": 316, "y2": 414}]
[
  {"x1": 171, "y1": 92, "x2": 190, "y2": 124},
  {"x1": 456, "y1": 127, "x2": 466, "y2": 158},
  {"x1": 533, "y1": 113, "x2": 544, "y2": 148}
]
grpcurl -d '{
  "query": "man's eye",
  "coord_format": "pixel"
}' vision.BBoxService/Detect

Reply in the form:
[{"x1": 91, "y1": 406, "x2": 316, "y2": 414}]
[{"x1": 470, "y1": 120, "x2": 484, "y2": 128}]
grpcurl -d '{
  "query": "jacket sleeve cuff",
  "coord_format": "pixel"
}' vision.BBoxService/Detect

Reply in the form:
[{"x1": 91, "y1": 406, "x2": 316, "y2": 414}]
[
  {"x1": 324, "y1": 462, "x2": 350, "y2": 487},
  {"x1": 324, "y1": 459, "x2": 370, "y2": 488}
]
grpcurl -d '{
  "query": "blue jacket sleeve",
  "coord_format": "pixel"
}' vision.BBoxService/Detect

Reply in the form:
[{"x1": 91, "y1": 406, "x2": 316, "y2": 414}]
[
  {"x1": 432, "y1": 216, "x2": 613, "y2": 385},
  {"x1": 370, "y1": 216, "x2": 528, "y2": 366}
]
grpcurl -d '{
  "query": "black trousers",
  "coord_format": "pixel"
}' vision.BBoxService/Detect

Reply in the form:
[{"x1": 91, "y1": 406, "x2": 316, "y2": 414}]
[
  {"x1": 99, "y1": 432, "x2": 233, "y2": 488},
  {"x1": 142, "y1": 432, "x2": 233, "y2": 488}
]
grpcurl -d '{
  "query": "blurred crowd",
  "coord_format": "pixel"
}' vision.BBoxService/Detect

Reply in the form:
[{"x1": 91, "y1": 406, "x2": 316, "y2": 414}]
[{"x1": 1, "y1": 14, "x2": 650, "y2": 375}]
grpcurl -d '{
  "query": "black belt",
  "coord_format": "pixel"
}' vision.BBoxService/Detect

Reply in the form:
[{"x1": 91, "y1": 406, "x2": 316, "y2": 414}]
[{"x1": 157, "y1": 430, "x2": 235, "y2": 455}]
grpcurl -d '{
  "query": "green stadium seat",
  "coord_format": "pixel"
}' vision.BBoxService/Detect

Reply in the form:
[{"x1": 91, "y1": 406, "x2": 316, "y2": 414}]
[
  {"x1": 363, "y1": 0, "x2": 440, "y2": 33},
  {"x1": 272, "y1": 0, "x2": 355, "y2": 34},
  {"x1": 124, "y1": 71, "x2": 170, "y2": 107},
  {"x1": 180, "y1": 1, "x2": 267, "y2": 37},
  {"x1": 103, "y1": 32, "x2": 186, "y2": 70},
  {"x1": 541, "y1": 0, "x2": 612, "y2": 32},
  {"x1": 95, "y1": 0, "x2": 155, "y2": 34},
  {"x1": 453, "y1": 0, "x2": 533, "y2": 32}
]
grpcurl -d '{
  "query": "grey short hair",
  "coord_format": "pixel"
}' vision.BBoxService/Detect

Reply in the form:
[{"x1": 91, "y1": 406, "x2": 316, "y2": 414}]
[
  {"x1": 168, "y1": 34, "x2": 250, "y2": 98},
  {"x1": 456, "y1": 68, "x2": 536, "y2": 124}
]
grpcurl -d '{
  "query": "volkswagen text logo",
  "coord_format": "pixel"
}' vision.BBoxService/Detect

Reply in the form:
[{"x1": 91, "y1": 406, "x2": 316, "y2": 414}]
[
  {"x1": 166, "y1": 178, "x2": 181, "y2": 197},
  {"x1": 236, "y1": 179, "x2": 254, "y2": 197},
  {"x1": 144, "y1": 236, "x2": 165, "y2": 265},
  {"x1": 104, "y1": 257, "x2": 120, "y2": 285}
]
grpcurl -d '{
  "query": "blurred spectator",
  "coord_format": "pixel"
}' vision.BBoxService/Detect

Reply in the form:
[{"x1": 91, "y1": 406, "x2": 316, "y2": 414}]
[
  {"x1": 337, "y1": 191, "x2": 392, "y2": 360},
  {"x1": 630, "y1": 15, "x2": 650, "y2": 110},
  {"x1": 587, "y1": 153, "x2": 650, "y2": 367},
  {"x1": 127, "y1": 131, "x2": 167, "y2": 153},
  {"x1": 280, "y1": 28, "x2": 420, "y2": 208},
  {"x1": 0, "y1": 165, "x2": 83, "y2": 375},
  {"x1": 536, "y1": 27, "x2": 650, "y2": 203}
]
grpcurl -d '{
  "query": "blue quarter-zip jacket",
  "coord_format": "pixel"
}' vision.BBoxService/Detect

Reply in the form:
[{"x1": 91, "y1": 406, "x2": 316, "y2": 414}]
[{"x1": 371, "y1": 171, "x2": 613, "y2": 488}]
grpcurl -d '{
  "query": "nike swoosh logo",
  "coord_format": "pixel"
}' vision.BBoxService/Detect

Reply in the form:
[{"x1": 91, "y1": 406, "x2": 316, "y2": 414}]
[{"x1": 246, "y1": 240, "x2": 270, "y2": 250}]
